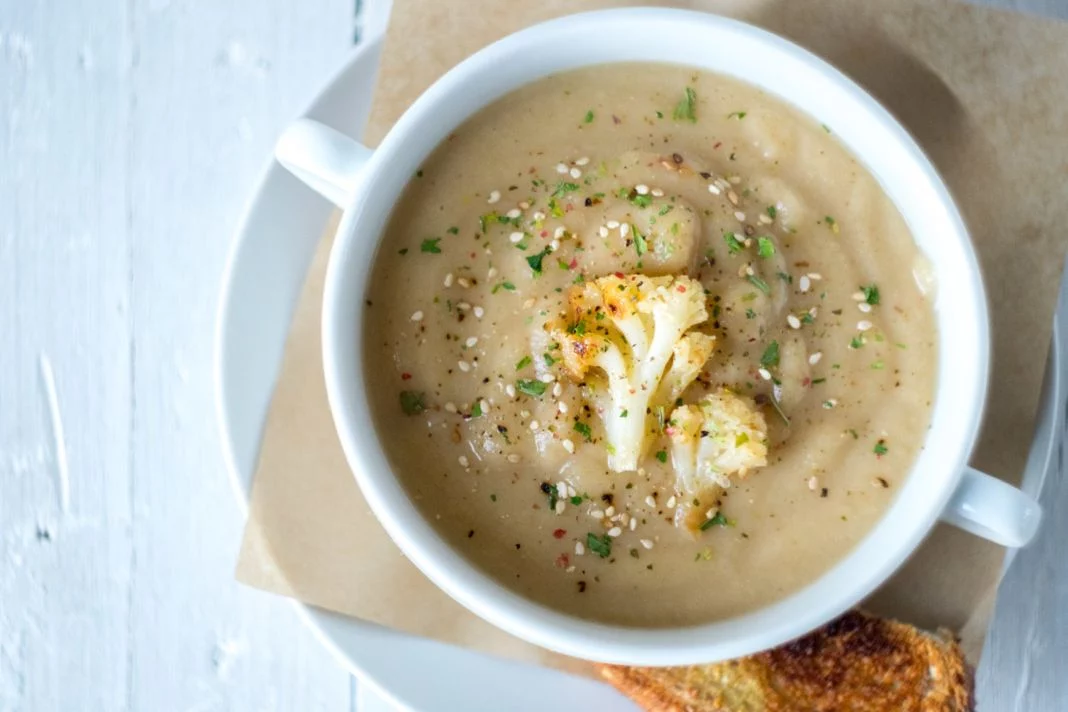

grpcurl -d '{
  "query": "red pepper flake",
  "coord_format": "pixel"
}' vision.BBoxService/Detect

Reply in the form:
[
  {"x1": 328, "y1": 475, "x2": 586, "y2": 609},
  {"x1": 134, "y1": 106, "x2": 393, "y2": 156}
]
[
  {"x1": 568, "y1": 258, "x2": 578, "y2": 270},
  {"x1": 540, "y1": 230, "x2": 548, "y2": 237},
  {"x1": 554, "y1": 553, "x2": 570, "y2": 568},
  {"x1": 676, "y1": 285, "x2": 687, "y2": 293},
  {"x1": 614, "y1": 271, "x2": 625, "y2": 278},
  {"x1": 401, "y1": 372, "x2": 412, "y2": 381},
  {"x1": 713, "y1": 141, "x2": 722, "y2": 149},
  {"x1": 612, "y1": 115, "x2": 621, "y2": 125},
  {"x1": 552, "y1": 528, "x2": 566, "y2": 539},
  {"x1": 801, "y1": 377, "x2": 811, "y2": 387}
]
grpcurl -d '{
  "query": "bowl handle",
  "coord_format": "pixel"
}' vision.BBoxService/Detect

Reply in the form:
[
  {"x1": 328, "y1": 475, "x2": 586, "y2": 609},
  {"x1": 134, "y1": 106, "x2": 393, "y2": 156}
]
[
  {"x1": 940, "y1": 466, "x2": 1042, "y2": 547},
  {"x1": 274, "y1": 118, "x2": 372, "y2": 207}
]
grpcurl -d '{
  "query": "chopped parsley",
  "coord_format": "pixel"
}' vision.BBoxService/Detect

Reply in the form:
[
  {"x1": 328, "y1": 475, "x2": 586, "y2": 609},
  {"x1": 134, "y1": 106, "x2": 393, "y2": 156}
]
[
  {"x1": 861, "y1": 284, "x2": 880, "y2": 305},
  {"x1": 723, "y1": 232, "x2": 744, "y2": 254},
  {"x1": 515, "y1": 355, "x2": 532, "y2": 371},
  {"x1": 630, "y1": 193, "x2": 653, "y2": 208},
  {"x1": 849, "y1": 336, "x2": 865, "y2": 349},
  {"x1": 745, "y1": 308, "x2": 757, "y2": 320},
  {"x1": 584, "y1": 109, "x2": 595, "y2": 123},
  {"x1": 516, "y1": 379, "x2": 547, "y2": 397},
  {"x1": 699, "y1": 512, "x2": 729, "y2": 530},
  {"x1": 824, "y1": 215, "x2": 839, "y2": 233},
  {"x1": 398, "y1": 248, "x2": 408, "y2": 255},
  {"x1": 470, "y1": 401, "x2": 483, "y2": 417},
  {"x1": 552, "y1": 181, "x2": 580, "y2": 197},
  {"x1": 655, "y1": 450, "x2": 668, "y2": 463},
  {"x1": 766, "y1": 205, "x2": 777, "y2": 219},
  {"x1": 526, "y1": 247, "x2": 551, "y2": 274},
  {"x1": 478, "y1": 213, "x2": 497, "y2": 233},
  {"x1": 757, "y1": 236, "x2": 775, "y2": 258},
  {"x1": 399, "y1": 390, "x2": 426, "y2": 415},
  {"x1": 573, "y1": 421, "x2": 592, "y2": 441},
  {"x1": 419, "y1": 238, "x2": 442, "y2": 254},
  {"x1": 446, "y1": 226, "x2": 459, "y2": 235},
  {"x1": 492, "y1": 281, "x2": 516, "y2": 294},
  {"x1": 633, "y1": 226, "x2": 648, "y2": 257},
  {"x1": 587, "y1": 532, "x2": 612, "y2": 558},
  {"x1": 673, "y1": 87, "x2": 697, "y2": 122},
  {"x1": 760, "y1": 341, "x2": 780, "y2": 368},
  {"x1": 747, "y1": 274, "x2": 771, "y2": 294},
  {"x1": 727, "y1": 111, "x2": 747, "y2": 120},
  {"x1": 543, "y1": 353, "x2": 557, "y2": 367},
  {"x1": 874, "y1": 440, "x2": 889, "y2": 456}
]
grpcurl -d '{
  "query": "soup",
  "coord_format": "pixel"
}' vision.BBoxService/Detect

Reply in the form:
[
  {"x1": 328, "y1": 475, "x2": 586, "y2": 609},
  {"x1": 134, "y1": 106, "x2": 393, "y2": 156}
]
[{"x1": 363, "y1": 64, "x2": 936, "y2": 627}]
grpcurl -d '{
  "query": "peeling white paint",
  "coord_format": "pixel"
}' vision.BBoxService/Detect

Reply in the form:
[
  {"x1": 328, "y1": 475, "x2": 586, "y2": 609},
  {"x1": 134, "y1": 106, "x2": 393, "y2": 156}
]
[{"x1": 38, "y1": 354, "x2": 71, "y2": 514}]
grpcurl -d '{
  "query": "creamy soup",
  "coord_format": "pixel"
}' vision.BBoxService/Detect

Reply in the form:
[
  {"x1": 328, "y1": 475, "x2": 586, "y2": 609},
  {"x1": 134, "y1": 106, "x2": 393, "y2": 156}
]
[{"x1": 364, "y1": 64, "x2": 936, "y2": 627}]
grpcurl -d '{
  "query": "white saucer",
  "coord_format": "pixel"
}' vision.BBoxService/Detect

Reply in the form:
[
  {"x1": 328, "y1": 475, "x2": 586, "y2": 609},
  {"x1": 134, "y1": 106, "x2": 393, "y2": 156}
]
[{"x1": 213, "y1": 33, "x2": 1065, "y2": 712}]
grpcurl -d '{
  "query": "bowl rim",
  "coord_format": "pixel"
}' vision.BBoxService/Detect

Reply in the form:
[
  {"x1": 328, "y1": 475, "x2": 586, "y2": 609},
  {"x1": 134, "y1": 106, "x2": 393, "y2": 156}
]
[{"x1": 320, "y1": 6, "x2": 989, "y2": 665}]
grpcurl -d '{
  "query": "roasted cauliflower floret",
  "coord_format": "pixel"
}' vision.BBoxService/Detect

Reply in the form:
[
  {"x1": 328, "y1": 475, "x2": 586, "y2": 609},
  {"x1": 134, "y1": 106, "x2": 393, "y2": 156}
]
[
  {"x1": 553, "y1": 273, "x2": 713, "y2": 472},
  {"x1": 667, "y1": 388, "x2": 768, "y2": 495}
]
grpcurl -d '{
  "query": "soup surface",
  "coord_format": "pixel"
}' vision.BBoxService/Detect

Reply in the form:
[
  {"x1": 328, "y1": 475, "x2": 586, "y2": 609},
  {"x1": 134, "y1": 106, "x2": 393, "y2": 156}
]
[{"x1": 364, "y1": 64, "x2": 936, "y2": 627}]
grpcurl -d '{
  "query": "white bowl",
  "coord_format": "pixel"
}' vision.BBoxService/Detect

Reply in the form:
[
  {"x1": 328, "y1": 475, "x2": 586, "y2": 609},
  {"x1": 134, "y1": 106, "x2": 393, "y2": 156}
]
[{"x1": 274, "y1": 7, "x2": 1041, "y2": 665}]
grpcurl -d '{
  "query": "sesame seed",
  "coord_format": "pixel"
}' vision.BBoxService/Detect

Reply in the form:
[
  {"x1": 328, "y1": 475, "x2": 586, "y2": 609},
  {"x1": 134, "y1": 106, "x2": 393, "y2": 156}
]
[
  {"x1": 745, "y1": 265, "x2": 755, "y2": 276},
  {"x1": 487, "y1": 267, "x2": 498, "y2": 279},
  {"x1": 734, "y1": 211, "x2": 747, "y2": 222},
  {"x1": 509, "y1": 231, "x2": 524, "y2": 243},
  {"x1": 569, "y1": 167, "x2": 582, "y2": 179},
  {"x1": 858, "y1": 303, "x2": 872, "y2": 313},
  {"x1": 410, "y1": 310, "x2": 424, "y2": 322},
  {"x1": 465, "y1": 336, "x2": 478, "y2": 348},
  {"x1": 758, "y1": 214, "x2": 773, "y2": 225},
  {"x1": 457, "y1": 360, "x2": 471, "y2": 372},
  {"x1": 557, "y1": 401, "x2": 568, "y2": 414},
  {"x1": 604, "y1": 506, "x2": 616, "y2": 517},
  {"x1": 538, "y1": 373, "x2": 554, "y2": 383},
  {"x1": 575, "y1": 541, "x2": 585, "y2": 555},
  {"x1": 607, "y1": 527, "x2": 622, "y2": 538},
  {"x1": 550, "y1": 239, "x2": 561, "y2": 251},
  {"x1": 640, "y1": 538, "x2": 654, "y2": 549},
  {"x1": 505, "y1": 384, "x2": 516, "y2": 398},
  {"x1": 518, "y1": 201, "x2": 530, "y2": 210},
  {"x1": 808, "y1": 476, "x2": 819, "y2": 491},
  {"x1": 589, "y1": 509, "x2": 604, "y2": 519},
  {"x1": 529, "y1": 420, "x2": 540, "y2": 431},
  {"x1": 522, "y1": 298, "x2": 535, "y2": 309},
  {"x1": 620, "y1": 223, "x2": 631, "y2": 237},
  {"x1": 606, "y1": 220, "x2": 620, "y2": 229},
  {"x1": 635, "y1": 184, "x2": 649, "y2": 195},
  {"x1": 444, "y1": 273, "x2": 455, "y2": 287},
  {"x1": 651, "y1": 188, "x2": 664, "y2": 197},
  {"x1": 507, "y1": 453, "x2": 521, "y2": 464},
  {"x1": 487, "y1": 190, "x2": 500, "y2": 204},
  {"x1": 809, "y1": 352, "x2": 823, "y2": 365},
  {"x1": 727, "y1": 191, "x2": 739, "y2": 205},
  {"x1": 857, "y1": 320, "x2": 873, "y2": 331},
  {"x1": 562, "y1": 439, "x2": 575, "y2": 454},
  {"x1": 553, "y1": 226, "x2": 565, "y2": 239},
  {"x1": 533, "y1": 211, "x2": 546, "y2": 221},
  {"x1": 645, "y1": 495, "x2": 657, "y2": 508},
  {"x1": 459, "y1": 456, "x2": 469, "y2": 467},
  {"x1": 787, "y1": 314, "x2": 802, "y2": 329},
  {"x1": 552, "y1": 382, "x2": 563, "y2": 398},
  {"x1": 575, "y1": 156, "x2": 590, "y2": 166},
  {"x1": 556, "y1": 482, "x2": 568, "y2": 497},
  {"x1": 503, "y1": 208, "x2": 520, "y2": 220},
  {"x1": 666, "y1": 496, "x2": 676, "y2": 508},
  {"x1": 758, "y1": 368, "x2": 772, "y2": 380},
  {"x1": 852, "y1": 291, "x2": 866, "y2": 301},
  {"x1": 799, "y1": 275, "x2": 811, "y2": 293},
  {"x1": 457, "y1": 302, "x2": 471, "y2": 311},
  {"x1": 708, "y1": 184, "x2": 721, "y2": 195},
  {"x1": 823, "y1": 399, "x2": 838, "y2": 409},
  {"x1": 445, "y1": 402, "x2": 458, "y2": 413},
  {"x1": 554, "y1": 500, "x2": 566, "y2": 515},
  {"x1": 808, "y1": 272, "x2": 823, "y2": 281},
  {"x1": 556, "y1": 163, "x2": 568, "y2": 174},
  {"x1": 729, "y1": 175, "x2": 742, "y2": 184},
  {"x1": 629, "y1": 518, "x2": 638, "y2": 531},
  {"x1": 457, "y1": 277, "x2": 472, "y2": 288},
  {"x1": 598, "y1": 226, "x2": 609, "y2": 238},
  {"x1": 520, "y1": 410, "x2": 531, "y2": 418},
  {"x1": 479, "y1": 399, "x2": 489, "y2": 413},
  {"x1": 473, "y1": 306, "x2": 485, "y2": 319}
]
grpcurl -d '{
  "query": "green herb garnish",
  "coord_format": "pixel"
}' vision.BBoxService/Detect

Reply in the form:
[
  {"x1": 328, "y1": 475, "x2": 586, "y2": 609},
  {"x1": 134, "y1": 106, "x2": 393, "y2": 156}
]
[
  {"x1": 552, "y1": 181, "x2": 580, "y2": 197},
  {"x1": 760, "y1": 341, "x2": 780, "y2": 367},
  {"x1": 747, "y1": 274, "x2": 771, "y2": 294},
  {"x1": 447, "y1": 226, "x2": 459, "y2": 235},
  {"x1": 516, "y1": 379, "x2": 547, "y2": 397},
  {"x1": 492, "y1": 281, "x2": 516, "y2": 294},
  {"x1": 723, "y1": 232, "x2": 744, "y2": 255},
  {"x1": 587, "y1": 533, "x2": 612, "y2": 558},
  {"x1": 861, "y1": 284, "x2": 880, "y2": 305},
  {"x1": 526, "y1": 248, "x2": 551, "y2": 274},
  {"x1": 757, "y1": 236, "x2": 775, "y2": 258},
  {"x1": 584, "y1": 110, "x2": 595, "y2": 123},
  {"x1": 655, "y1": 450, "x2": 668, "y2": 463},
  {"x1": 515, "y1": 355, "x2": 532, "y2": 371},
  {"x1": 399, "y1": 391, "x2": 426, "y2": 415},
  {"x1": 633, "y1": 226, "x2": 648, "y2": 257},
  {"x1": 874, "y1": 440, "x2": 889, "y2": 456},
  {"x1": 420, "y1": 238, "x2": 441, "y2": 254},
  {"x1": 699, "y1": 512, "x2": 729, "y2": 530},
  {"x1": 727, "y1": 111, "x2": 747, "y2": 120},
  {"x1": 573, "y1": 421, "x2": 592, "y2": 441},
  {"x1": 766, "y1": 205, "x2": 777, "y2": 219},
  {"x1": 673, "y1": 87, "x2": 697, "y2": 122}
]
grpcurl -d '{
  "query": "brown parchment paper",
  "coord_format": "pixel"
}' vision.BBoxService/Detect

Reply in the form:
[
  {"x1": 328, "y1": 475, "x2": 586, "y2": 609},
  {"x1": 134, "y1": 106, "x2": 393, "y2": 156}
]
[{"x1": 237, "y1": 0, "x2": 1068, "y2": 673}]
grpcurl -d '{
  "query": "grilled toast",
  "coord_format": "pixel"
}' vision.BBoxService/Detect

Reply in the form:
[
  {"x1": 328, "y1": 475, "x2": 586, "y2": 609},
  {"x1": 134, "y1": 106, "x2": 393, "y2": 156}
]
[{"x1": 599, "y1": 610, "x2": 973, "y2": 711}]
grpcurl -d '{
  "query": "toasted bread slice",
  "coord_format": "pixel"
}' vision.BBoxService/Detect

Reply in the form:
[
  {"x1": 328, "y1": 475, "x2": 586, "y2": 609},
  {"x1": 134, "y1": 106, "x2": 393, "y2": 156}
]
[{"x1": 599, "y1": 610, "x2": 973, "y2": 711}]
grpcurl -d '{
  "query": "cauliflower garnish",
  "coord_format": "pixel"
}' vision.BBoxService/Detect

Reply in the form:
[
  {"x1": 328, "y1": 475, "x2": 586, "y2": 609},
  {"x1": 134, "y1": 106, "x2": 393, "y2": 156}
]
[
  {"x1": 553, "y1": 273, "x2": 714, "y2": 472},
  {"x1": 667, "y1": 388, "x2": 768, "y2": 495}
]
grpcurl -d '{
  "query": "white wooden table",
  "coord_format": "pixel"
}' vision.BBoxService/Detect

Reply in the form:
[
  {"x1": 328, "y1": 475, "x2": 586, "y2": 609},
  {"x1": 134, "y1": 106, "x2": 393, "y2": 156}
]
[{"x1": 1, "y1": 1, "x2": 1064, "y2": 710}]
